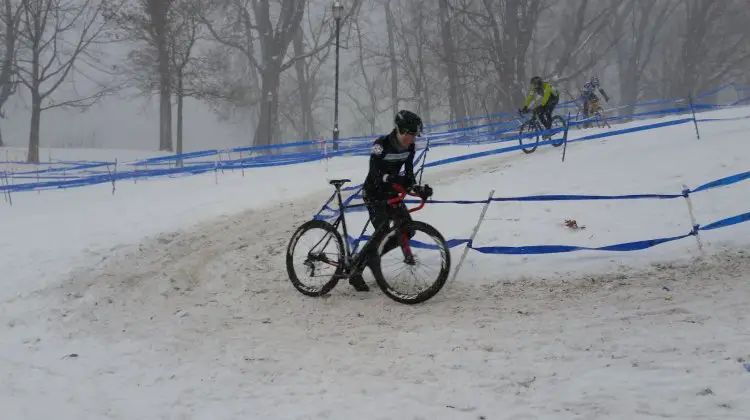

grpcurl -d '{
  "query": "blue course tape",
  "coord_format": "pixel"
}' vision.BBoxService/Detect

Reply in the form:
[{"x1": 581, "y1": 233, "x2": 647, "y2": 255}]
[
  {"x1": 697, "y1": 115, "x2": 750, "y2": 122},
  {"x1": 317, "y1": 168, "x2": 750, "y2": 257},
  {"x1": 690, "y1": 171, "x2": 750, "y2": 193},
  {"x1": 469, "y1": 233, "x2": 694, "y2": 255},
  {"x1": 5, "y1": 81, "x2": 748, "y2": 194},
  {"x1": 699, "y1": 211, "x2": 750, "y2": 231},
  {"x1": 340, "y1": 207, "x2": 750, "y2": 255},
  {"x1": 491, "y1": 193, "x2": 682, "y2": 201}
]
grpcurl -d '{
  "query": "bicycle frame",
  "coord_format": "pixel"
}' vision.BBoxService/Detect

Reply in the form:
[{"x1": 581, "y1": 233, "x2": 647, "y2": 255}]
[
  {"x1": 324, "y1": 183, "x2": 427, "y2": 268},
  {"x1": 519, "y1": 110, "x2": 541, "y2": 129}
]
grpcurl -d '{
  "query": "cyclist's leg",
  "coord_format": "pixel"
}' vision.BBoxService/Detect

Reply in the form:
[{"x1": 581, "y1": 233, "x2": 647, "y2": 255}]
[
  {"x1": 349, "y1": 192, "x2": 390, "y2": 291},
  {"x1": 351, "y1": 195, "x2": 390, "y2": 256},
  {"x1": 381, "y1": 201, "x2": 414, "y2": 255},
  {"x1": 544, "y1": 95, "x2": 560, "y2": 130},
  {"x1": 592, "y1": 97, "x2": 601, "y2": 114},
  {"x1": 583, "y1": 94, "x2": 592, "y2": 127},
  {"x1": 537, "y1": 105, "x2": 551, "y2": 130},
  {"x1": 583, "y1": 98, "x2": 590, "y2": 118}
]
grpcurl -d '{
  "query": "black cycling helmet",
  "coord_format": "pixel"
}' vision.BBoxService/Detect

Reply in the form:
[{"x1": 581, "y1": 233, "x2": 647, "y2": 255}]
[
  {"x1": 530, "y1": 76, "x2": 542, "y2": 88},
  {"x1": 395, "y1": 109, "x2": 423, "y2": 135}
]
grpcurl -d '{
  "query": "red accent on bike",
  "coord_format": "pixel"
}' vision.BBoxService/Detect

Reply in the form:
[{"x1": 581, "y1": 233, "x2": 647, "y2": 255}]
[
  {"x1": 401, "y1": 231, "x2": 413, "y2": 258},
  {"x1": 387, "y1": 183, "x2": 426, "y2": 213}
]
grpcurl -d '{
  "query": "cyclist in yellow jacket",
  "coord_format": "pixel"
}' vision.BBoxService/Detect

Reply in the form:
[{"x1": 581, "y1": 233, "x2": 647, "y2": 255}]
[{"x1": 520, "y1": 76, "x2": 560, "y2": 132}]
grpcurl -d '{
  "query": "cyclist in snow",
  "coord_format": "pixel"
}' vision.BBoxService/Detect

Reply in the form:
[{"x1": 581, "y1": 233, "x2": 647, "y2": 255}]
[
  {"x1": 349, "y1": 109, "x2": 433, "y2": 292},
  {"x1": 580, "y1": 75, "x2": 610, "y2": 126},
  {"x1": 520, "y1": 76, "x2": 560, "y2": 135}
]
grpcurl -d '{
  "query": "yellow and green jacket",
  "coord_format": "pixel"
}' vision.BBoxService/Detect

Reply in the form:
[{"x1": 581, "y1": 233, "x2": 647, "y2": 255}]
[{"x1": 523, "y1": 82, "x2": 560, "y2": 108}]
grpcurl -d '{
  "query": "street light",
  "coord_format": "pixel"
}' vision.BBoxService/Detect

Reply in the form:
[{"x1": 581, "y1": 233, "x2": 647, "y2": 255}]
[{"x1": 332, "y1": 0, "x2": 344, "y2": 152}]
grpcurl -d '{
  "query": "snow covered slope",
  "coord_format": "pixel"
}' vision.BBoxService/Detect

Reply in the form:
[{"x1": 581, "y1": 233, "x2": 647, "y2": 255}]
[{"x1": 2, "y1": 106, "x2": 750, "y2": 419}]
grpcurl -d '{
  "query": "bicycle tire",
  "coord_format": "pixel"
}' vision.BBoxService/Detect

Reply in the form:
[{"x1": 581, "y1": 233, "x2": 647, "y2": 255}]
[
  {"x1": 370, "y1": 221, "x2": 451, "y2": 305},
  {"x1": 518, "y1": 120, "x2": 540, "y2": 154},
  {"x1": 286, "y1": 219, "x2": 345, "y2": 297},
  {"x1": 550, "y1": 115, "x2": 567, "y2": 147}
]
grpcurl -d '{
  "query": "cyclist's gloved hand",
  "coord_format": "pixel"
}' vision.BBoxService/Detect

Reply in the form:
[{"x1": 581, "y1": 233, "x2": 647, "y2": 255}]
[
  {"x1": 520, "y1": 106, "x2": 529, "y2": 114},
  {"x1": 382, "y1": 174, "x2": 413, "y2": 188}
]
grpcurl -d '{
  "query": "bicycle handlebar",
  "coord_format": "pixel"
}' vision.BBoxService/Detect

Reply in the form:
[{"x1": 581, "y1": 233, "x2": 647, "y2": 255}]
[{"x1": 387, "y1": 183, "x2": 426, "y2": 213}]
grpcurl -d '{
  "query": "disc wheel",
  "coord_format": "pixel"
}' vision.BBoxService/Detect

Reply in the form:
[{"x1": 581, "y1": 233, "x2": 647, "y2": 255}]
[{"x1": 370, "y1": 221, "x2": 451, "y2": 305}]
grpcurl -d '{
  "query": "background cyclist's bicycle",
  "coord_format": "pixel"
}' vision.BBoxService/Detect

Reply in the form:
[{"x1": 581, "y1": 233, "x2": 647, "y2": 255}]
[{"x1": 517, "y1": 110, "x2": 567, "y2": 154}]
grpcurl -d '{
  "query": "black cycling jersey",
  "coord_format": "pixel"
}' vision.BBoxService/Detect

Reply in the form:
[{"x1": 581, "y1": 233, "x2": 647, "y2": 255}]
[{"x1": 362, "y1": 129, "x2": 416, "y2": 199}]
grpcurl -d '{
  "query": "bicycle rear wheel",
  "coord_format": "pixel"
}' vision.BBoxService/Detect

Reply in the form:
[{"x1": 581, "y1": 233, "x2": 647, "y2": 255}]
[
  {"x1": 596, "y1": 112, "x2": 611, "y2": 128},
  {"x1": 370, "y1": 221, "x2": 451, "y2": 304},
  {"x1": 518, "y1": 120, "x2": 540, "y2": 154},
  {"x1": 286, "y1": 219, "x2": 345, "y2": 297}
]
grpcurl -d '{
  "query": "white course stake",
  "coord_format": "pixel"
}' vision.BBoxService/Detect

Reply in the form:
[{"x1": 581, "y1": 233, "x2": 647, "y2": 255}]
[
  {"x1": 682, "y1": 184, "x2": 704, "y2": 255},
  {"x1": 450, "y1": 189, "x2": 495, "y2": 283}
]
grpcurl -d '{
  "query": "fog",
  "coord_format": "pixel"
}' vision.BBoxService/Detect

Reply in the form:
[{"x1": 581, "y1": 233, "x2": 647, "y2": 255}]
[{"x1": 1, "y1": 0, "x2": 748, "y2": 160}]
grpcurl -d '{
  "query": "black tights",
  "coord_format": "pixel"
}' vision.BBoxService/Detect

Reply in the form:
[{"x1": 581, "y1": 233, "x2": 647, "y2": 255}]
[
  {"x1": 359, "y1": 194, "x2": 414, "y2": 259},
  {"x1": 537, "y1": 94, "x2": 559, "y2": 129}
]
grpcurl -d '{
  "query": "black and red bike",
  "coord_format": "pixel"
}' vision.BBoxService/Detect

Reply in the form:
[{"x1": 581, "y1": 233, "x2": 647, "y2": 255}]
[{"x1": 286, "y1": 179, "x2": 450, "y2": 304}]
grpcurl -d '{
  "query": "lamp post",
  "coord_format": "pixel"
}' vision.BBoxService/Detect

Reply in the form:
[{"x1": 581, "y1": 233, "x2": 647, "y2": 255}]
[{"x1": 332, "y1": 0, "x2": 343, "y2": 152}]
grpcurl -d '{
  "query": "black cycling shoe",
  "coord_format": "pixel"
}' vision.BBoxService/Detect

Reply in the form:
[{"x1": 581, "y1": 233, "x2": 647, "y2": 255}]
[{"x1": 349, "y1": 274, "x2": 370, "y2": 292}]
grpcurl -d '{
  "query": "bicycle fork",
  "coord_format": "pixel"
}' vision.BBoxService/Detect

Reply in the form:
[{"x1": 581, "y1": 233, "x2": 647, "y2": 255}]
[{"x1": 398, "y1": 231, "x2": 415, "y2": 265}]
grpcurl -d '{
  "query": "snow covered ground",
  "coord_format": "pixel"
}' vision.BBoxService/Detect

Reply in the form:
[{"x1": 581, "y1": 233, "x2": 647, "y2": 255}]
[{"x1": 2, "y1": 107, "x2": 750, "y2": 419}]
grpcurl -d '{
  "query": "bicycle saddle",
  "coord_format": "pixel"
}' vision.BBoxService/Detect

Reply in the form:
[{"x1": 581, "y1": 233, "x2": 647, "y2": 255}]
[{"x1": 328, "y1": 179, "x2": 351, "y2": 188}]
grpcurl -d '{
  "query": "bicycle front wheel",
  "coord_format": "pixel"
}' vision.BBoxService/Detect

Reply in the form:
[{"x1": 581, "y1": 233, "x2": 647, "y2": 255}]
[
  {"x1": 550, "y1": 115, "x2": 567, "y2": 147},
  {"x1": 518, "y1": 120, "x2": 540, "y2": 154},
  {"x1": 370, "y1": 221, "x2": 451, "y2": 305}
]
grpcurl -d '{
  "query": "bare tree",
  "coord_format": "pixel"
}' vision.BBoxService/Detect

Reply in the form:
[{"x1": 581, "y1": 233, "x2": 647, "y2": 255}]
[
  {"x1": 346, "y1": 12, "x2": 386, "y2": 134},
  {"x1": 16, "y1": 0, "x2": 116, "y2": 162},
  {"x1": 540, "y1": 0, "x2": 618, "y2": 84},
  {"x1": 438, "y1": 0, "x2": 466, "y2": 124},
  {"x1": 671, "y1": 0, "x2": 750, "y2": 100},
  {"x1": 607, "y1": 0, "x2": 678, "y2": 115},
  {"x1": 396, "y1": 0, "x2": 435, "y2": 122},
  {"x1": 384, "y1": 0, "x2": 397, "y2": 116},
  {"x1": 169, "y1": 0, "x2": 211, "y2": 158},
  {"x1": 204, "y1": 0, "x2": 361, "y2": 147},
  {"x1": 291, "y1": 28, "x2": 314, "y2": 140},
  {"x1": 0, "y1": 0, "x2": 22, "y2": 146},
  {"x1": 286, "y1": 0, "x2": 335, "y2": 141},
  {"x1": 104, "y1": 0, "x2": 177, "y2": 151},
  {"x1": 450, "y1": 0, "x2": 546, "y2": 114}
]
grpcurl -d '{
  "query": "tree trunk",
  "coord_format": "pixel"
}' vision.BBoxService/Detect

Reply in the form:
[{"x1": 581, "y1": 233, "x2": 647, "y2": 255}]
[
  {"x1": 439, "y1": 0, "x2": 466, "y2": 124},
  {"x1": 614, "y1": 3, "x2": 638, "y2": 116},
  {"x1": 293, "y1": 29, "x2": 314, "y2": 140},
  {"x1": 674, "y1": 0, "x2": 713, "y2": 99},
  {"x1": 176, "y1": 73, "x2": 184, "y2": 167},
  {"x1": 158, "y1": 62, "x2": 172, "y2": 151},
  {"x1": 415, "y1": 8, "x2": 430, "y2": 122},
  {"x1": 385, "y1": 0, "x2": 398, "y2": 116},
  {"x1": 151, "y1": 0, "x2": 172, "y2": 151},
  {"x1": 27, "y1": 92, "x2": 41, "y2": 163},
  {"x1": 254, "y1": 64, "x2": 281, "y2": 147},
  {"x1": 418, "y1": 42, "x2": 430, "y2": 123},
  {"x1": 0, "y1": 0, "x2": 17, "y2": 145}
]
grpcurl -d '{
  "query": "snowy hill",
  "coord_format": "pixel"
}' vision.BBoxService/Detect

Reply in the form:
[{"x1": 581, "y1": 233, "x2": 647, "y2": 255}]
[{"x1": 2, "y1": 106, "x2": 750, "y2": 419}]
